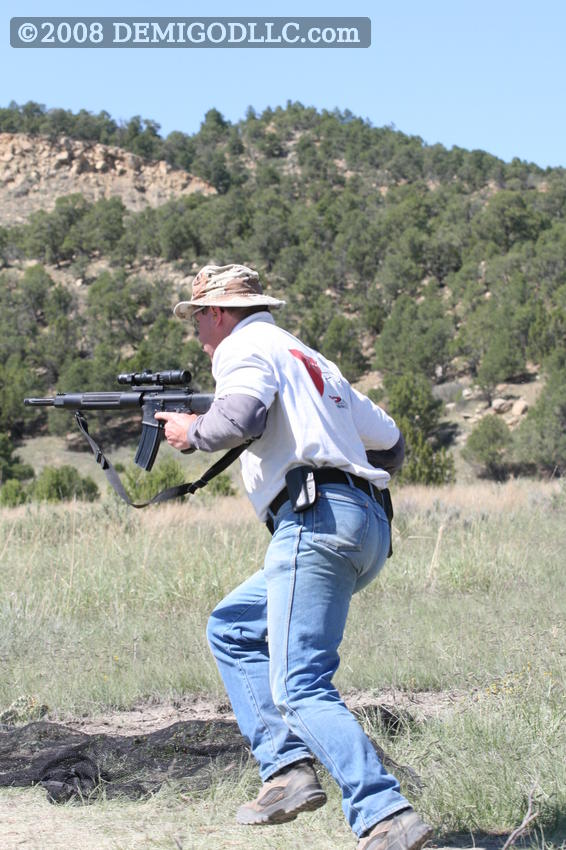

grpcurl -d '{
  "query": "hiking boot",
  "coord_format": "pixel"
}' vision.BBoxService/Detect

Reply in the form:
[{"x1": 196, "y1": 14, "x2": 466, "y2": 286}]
[
  {"x1": 358, "y1": 808, "x2": 433, "y2": 850},
  {"x1": 236, "y1": 760, "x2": 327, "y2": 825}
]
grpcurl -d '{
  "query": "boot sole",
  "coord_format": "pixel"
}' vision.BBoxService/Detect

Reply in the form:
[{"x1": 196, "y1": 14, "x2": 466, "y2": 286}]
[
  {"x1": 403, "y1": 825, "x2": 434, "y2": 850},
  {"x1": 389, "y1": 818, "x2": 433, "y2": 850},
  {"x1": 361, "y1": 817, "x2": 433, "y2": 850},
  {"x1": 237, "y1": 787, "x2": 328, "y2": 825}
]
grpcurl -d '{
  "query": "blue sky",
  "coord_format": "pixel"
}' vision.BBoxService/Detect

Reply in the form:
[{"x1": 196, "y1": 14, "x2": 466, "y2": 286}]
[{"x1": 2, "y1": 0, "x2": 565, "y2": 168}]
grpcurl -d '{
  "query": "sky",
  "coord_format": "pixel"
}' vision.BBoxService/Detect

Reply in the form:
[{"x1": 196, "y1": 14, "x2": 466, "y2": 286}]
[{"x1": 2, "y1": 0, "x2": 566, "y2": 169}]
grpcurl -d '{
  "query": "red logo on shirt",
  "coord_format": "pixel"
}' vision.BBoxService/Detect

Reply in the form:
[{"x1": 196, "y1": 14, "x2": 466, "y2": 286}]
[{"x1": 289, "y1": 349, "x2": 324, "y2": 396}]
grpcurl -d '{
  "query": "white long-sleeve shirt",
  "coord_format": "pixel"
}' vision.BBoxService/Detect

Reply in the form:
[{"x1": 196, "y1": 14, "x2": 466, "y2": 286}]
[{"x1": 189, "y1": 312, "x2": 401, "y2": 520}]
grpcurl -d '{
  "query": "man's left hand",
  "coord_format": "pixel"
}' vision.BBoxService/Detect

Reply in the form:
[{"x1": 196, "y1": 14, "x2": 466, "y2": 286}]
[{"x1": 154, "y1": 411, "x2": 198, "y2": 451}]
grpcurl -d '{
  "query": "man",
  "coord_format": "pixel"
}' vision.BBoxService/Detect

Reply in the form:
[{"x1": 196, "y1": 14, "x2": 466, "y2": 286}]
[{"x1": 155, "y1": 264, "x2": 432, "y2": 850}]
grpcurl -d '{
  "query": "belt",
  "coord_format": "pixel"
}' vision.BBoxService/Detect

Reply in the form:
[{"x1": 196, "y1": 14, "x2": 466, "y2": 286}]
[{"x1": 268, "y1": 467, "x2": 384, "y2": 520}]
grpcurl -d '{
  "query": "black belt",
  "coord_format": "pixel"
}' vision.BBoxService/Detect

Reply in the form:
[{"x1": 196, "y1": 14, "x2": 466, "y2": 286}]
[{"x1": 268, "y1": 468, "x2": 384, "y2": 520}]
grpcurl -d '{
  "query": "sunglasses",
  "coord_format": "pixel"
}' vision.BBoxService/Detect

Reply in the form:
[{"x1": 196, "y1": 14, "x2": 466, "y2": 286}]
[{"x1": 191, "y1": 306, "x2": 209, "y2": 331}]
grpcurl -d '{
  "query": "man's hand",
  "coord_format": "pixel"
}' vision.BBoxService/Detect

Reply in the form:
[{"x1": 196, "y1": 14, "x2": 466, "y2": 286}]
[{"x1": 154, "y1": 411, "x2": 199, "y2": 451}]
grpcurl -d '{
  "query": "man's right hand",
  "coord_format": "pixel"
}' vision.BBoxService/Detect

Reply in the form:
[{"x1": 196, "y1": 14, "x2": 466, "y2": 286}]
[{"x1": 154, "y1": 411, "x2": 199, "y2": 451}]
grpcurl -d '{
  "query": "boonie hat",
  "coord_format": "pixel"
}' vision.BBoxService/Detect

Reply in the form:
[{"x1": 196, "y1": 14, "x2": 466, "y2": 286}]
[{"x1": 174, "y1": 264, "x2": 285, "y2": 318}]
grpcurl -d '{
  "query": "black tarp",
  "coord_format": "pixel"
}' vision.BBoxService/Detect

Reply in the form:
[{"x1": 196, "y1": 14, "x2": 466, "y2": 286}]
[{"x1": 0, "y1": 714, "x2": 421, "y2": 804}]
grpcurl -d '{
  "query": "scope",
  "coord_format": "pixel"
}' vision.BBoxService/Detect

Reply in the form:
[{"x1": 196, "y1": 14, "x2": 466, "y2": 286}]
[{"x1": 116, "y1": 369, "x2": 192, "y2": 386}]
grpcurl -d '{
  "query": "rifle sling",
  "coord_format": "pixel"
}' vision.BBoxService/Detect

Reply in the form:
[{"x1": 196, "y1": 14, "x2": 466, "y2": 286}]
[{"x1": 74, "y1": 412, "x2": 249, "y2": 508}]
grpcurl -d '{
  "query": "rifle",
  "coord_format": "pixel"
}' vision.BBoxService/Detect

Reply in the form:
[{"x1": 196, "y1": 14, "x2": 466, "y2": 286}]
[{"x1": 24, "y1": 369, "x2": 243, "y2": 507}]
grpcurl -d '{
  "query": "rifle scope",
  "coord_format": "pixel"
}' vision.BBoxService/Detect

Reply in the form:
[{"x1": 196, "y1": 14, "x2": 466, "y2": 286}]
[{"x1": 116, "y1": 369, "x2": 192, "y2": 386}]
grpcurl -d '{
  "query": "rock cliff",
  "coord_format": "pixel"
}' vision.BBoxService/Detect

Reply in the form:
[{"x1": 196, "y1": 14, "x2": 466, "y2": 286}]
[{"x1": 0, "y1": 132, "x2": 215, "y2": 226}]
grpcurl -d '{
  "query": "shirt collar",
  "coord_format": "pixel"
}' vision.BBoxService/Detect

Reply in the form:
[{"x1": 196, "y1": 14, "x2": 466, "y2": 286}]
[
  {"x1": 230, "y1": 311, "x2": 276, "y2": 334},
  {"x1": 212, "y1": 311, "x2": 276, "y2": 370}
]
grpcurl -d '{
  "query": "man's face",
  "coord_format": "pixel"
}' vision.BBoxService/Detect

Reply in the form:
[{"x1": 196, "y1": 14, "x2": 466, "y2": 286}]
[{"x1": 193, "y1": 306, "x2": 232, "y2": 359}]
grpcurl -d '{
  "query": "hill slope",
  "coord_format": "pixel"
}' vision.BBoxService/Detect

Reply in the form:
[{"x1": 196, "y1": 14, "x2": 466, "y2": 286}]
[{"x1": 0, "y1": 101, "x2": 565, "y2": 483}]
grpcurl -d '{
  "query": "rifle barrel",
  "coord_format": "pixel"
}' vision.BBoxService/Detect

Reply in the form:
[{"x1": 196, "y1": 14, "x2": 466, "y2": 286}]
[
  {"x1": 23, "y1": 397, "x2": 55, "y2": 406},
  {"x1": 24, "y1": 391, "x2": 144, "y2": 409},
  {"x1": 24, "y1": 390, "x2": 213, "y2": 413}
]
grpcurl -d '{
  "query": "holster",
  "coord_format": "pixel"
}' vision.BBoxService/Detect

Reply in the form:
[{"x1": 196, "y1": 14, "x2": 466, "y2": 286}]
[{"x1": 285, "y1": 466, "x2": 318, "y2": 512}]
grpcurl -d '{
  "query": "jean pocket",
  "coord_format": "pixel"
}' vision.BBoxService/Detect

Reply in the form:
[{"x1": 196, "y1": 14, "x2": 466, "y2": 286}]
[{"x1": 311, "y1": 494, "x2": 369, "y2": 553}]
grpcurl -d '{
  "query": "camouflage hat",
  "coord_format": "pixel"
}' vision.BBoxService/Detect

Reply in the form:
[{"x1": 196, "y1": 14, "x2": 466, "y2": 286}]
[{"x1": 174, "y1": 264, "x2": 285, "y2": 318}]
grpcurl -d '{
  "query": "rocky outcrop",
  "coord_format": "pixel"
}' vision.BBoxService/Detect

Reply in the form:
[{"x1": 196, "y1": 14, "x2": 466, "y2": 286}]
[
  {"x1": 511, "y1": 398, "x2": 529, "y2": 417},
  {"x1": 0, "y1": 133, "x2": 216, "y2": 225},
  {"x1": 491, "y1": 398, "x2": 513, "y2": 414}
]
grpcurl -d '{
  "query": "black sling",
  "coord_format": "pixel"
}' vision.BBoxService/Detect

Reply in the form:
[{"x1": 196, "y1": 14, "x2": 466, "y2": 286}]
[{"x1": 74, "y1": 411, "x2": 249, "y2": 508}]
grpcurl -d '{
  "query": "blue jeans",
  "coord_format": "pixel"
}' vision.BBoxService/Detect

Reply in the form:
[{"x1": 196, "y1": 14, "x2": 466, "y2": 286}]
[{"x1": 206, "y1": 482, "x2": 410, "y2": 837}]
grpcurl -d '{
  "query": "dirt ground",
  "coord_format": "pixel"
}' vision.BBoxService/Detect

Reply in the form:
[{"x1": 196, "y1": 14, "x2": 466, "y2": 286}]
[
  {"x1": 59, "y1": 686, "x2": 472, "y2": 737},
  {"x1": 0, "y1": 690, "x2": 531, "y2": 850}
]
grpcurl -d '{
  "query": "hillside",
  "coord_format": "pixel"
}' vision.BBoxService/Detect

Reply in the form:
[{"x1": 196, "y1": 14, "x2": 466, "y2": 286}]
[{"x1": 0, "y1": 101, "x2": 565, "y2": 492}]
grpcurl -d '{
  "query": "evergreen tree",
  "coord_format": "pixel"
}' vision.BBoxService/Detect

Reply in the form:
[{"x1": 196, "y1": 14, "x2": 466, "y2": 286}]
[
  {"x1": 514, "y1": 354, "x2": 566, "y2": 474},
  {"x1": 321, "y1": 316, "x2": 367, "y2": 382},
  {"x1": 385, "y1": 373, "x2": 454, "y2": 485}
]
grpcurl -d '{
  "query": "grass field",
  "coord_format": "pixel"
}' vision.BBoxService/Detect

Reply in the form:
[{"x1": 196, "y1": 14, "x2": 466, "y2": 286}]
[{"x1": 0, "y1": 479, "x2": 564, "y2": 849}]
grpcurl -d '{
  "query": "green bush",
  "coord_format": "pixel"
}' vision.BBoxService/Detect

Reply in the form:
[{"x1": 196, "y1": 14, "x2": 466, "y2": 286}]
[
  {"x1": 462, "y1": 415, "x2": 512, "y2": 480},
  {"x1": 123, "y1": 457, "x2": 186, "y2": 503},
  {"x1": 0, "y1": 479, "x2": 29, "y2": 507},
  {"x1": 385, "y1": 373, "x2": 442, "y2": 436},
  {"x1": 367, "y1": 387, "x2": 384, "y2": 405},
  {"x1": 514, "y1": 355, "x2": 566, "y2": 474},
  {"x1": 477, "y1": 330, "x2": 525, "y2": 398},
  {"x1": 320, "y1": 315, "x2": 367, "y2": 382},
  {"x1": 384, "y1": 374, "x2": 454, "y2": 485},
  {"x1": 124, "y1": 459, "x2": 235, "y2": 503},
  {"x1": 396, "y1": 424, "x2": 455, "y2": 485},
  {"x1": 0, "y1": 433, "x2": 34, "y2": 482},
  {"x1": 206, "y1": 472, "x2": 236, "y2": 497},
  {"x1": 375, "y1": 293, "x2": 453, "y2": 380},
  {"x1": 31, "y1": 465, "x2": 99, "y2": 502}
]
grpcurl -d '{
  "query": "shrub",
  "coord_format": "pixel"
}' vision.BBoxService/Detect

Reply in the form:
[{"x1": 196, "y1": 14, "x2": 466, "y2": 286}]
[
  {"x1": 477, "y1": 330, "x2": 525, "y2": 399},
  {"x1": 462, "y1": 415, "x2": 512, "y2": 479},
  {"x1": 396, "y1": 424, "x2": 455, "y2": 485},
  {"x1": 124, "y1": 460, "x2": 236, "y2": 503},
  {"x1": 385, "y1": 373, "x2": 442, "y2": 437},
  {"x1": 321, "y1": 315, "x2": 367, "y2": 382},
  {"x1": 384, "y1": 373, "x2": 454, "y2": 485},
  {"x1": 367, "y1": 387, "x2": 384, "y2": 405},
  {"x1": 32, "y1": 465, "x2": 99, "y2": 502},
  {"x1": 123, "y1": 457, "x2": 186, "y2": 503},
  {"x1": 0, "y1": 432, "x2": 34, "y2": 482},
  {"x1": 514, "y1": 354, "x2": 566, "y2": 474},
  {"x1": 0, "y1": 479, "x2": 29, "y2": 507},
  {"x1": 375, "y1": 293, "x2": 453, "y2": 380},
  {"x1": 206, "y1": 472, "x2": 236, "y2": 497}
]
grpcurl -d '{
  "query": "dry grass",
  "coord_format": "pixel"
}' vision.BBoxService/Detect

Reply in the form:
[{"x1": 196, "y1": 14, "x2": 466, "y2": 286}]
[
  {"x1": 392, "y1": 478, "x2": 561, "y2": 514},
  {"x1": 0, "y1": 775, "x2": 353, "y2": 850},
  {"x1": 138, "y1": 494, "x2": 256, "y2": 529},
  {"x1": 0, "y1": 478, "x2": 564, "y2": 848}
]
